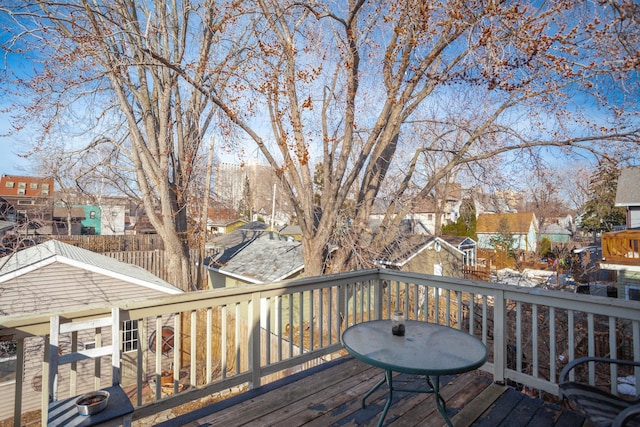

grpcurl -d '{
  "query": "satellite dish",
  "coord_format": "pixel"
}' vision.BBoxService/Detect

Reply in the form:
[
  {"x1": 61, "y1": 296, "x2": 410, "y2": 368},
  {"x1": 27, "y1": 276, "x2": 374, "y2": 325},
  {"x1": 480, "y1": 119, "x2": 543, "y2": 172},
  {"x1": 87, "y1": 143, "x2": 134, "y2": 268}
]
[{"x1": 149, "y1": 326, "x2": 175, "y2": 354}]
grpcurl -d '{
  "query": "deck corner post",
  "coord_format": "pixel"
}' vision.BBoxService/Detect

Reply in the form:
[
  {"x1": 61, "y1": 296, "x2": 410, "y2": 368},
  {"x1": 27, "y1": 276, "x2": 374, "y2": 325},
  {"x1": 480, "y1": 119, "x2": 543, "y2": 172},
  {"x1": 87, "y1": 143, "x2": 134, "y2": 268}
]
[{"x1": 493, "y1": 289, "x2": 506, "y2": 384}]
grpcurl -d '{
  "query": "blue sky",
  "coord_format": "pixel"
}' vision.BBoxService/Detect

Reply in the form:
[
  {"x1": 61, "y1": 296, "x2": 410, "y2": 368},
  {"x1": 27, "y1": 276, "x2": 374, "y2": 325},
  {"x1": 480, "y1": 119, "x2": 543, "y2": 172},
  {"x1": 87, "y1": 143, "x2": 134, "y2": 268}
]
[{"x1": 0, "y1": 112, "x2": 31, "y2": 176}]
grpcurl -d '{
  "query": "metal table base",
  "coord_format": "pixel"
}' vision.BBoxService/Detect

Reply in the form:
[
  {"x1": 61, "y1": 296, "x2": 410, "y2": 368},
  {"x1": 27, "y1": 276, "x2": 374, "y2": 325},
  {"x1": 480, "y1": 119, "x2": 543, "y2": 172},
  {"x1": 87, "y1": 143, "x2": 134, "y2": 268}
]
[{"x1": 362, "y1": 371, "x2": 451, "y2": 427}]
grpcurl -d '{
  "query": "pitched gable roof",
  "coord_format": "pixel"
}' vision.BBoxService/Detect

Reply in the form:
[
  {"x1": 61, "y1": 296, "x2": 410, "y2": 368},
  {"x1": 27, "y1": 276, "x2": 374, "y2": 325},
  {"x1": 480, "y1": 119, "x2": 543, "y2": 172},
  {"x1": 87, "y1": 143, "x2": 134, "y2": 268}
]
[
  {"x1": 373, "y1": 235, "x2": 467, "y2": 267},
  {"x1": 207, "y1": 232, "x2": 303, "y2": 284},
  {"x1": 476, "y1": 212, "x2": 537, "y2": 234},
  {"x1": 615, "y1": 166, "x2": 640, "y2": 207},
  {"x1": 0, "y1": 240, "x2": 182, "y2": 294}
]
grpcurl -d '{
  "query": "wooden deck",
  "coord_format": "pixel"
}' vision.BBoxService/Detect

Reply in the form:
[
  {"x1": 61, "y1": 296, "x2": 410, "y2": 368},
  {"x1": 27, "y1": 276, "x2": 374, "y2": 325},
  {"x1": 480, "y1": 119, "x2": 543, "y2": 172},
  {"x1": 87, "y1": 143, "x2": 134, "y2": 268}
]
[{"x1": 151, "y1": 357, "x2": 586, "y2": 427}]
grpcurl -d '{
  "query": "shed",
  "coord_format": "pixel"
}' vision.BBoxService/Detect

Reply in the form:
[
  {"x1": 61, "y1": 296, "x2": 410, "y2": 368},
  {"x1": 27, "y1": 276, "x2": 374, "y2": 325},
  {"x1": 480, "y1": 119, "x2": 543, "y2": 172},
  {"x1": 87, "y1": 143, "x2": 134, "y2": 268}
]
[{"x1": 0, "y1": 240, "x2": 183, "y2": 420}]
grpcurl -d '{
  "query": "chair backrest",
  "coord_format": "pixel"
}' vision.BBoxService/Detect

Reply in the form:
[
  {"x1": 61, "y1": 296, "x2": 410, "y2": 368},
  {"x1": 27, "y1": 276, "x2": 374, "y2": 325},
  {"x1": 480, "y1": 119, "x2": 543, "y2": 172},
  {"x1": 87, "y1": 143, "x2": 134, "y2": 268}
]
[{"x1": 43, "y1": 307, "x2": 122, "y2": 404}]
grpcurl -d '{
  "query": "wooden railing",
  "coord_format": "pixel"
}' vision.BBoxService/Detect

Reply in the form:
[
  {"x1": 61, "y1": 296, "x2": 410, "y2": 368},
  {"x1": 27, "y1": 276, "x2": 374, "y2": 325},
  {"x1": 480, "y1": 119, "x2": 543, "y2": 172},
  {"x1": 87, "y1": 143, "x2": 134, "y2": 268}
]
[
  {"x1": 1, "y1": 269, "x2": 639, "y2": 426},
  {"x1": 602, "y1": 230, "x2": 640, "y2": 265}
]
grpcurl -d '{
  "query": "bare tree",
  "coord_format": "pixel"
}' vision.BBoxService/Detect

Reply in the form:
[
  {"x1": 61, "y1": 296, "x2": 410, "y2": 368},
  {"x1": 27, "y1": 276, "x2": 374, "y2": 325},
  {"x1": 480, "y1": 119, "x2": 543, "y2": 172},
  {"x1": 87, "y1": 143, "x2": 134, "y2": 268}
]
[
  {"x1": 2, "y1": 0, "x2": 639, "y2": 284},
  {"x1": 210, "y1": 0, "x2": 639, "y2": 275},
  {"x1": 1, "y1": 1, "x2": 246, "y2": 290}
]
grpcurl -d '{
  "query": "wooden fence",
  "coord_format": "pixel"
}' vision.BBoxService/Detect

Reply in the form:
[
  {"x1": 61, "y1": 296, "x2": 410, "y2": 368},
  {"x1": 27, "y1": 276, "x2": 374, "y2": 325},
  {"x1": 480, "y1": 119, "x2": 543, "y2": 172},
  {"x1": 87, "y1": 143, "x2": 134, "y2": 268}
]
[
  {"x1": 54, "y1": 234, "x2": 166, "y2": 252},
  {"x1": 102, "y1": 249, "x2": 202, "y2": 285}
]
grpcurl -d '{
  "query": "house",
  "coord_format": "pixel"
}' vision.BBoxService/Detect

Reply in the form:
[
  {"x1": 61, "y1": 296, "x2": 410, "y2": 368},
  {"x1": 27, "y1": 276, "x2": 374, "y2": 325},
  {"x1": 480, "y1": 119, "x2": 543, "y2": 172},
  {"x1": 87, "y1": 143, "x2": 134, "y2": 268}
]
[
  {"x1": 205, "y1": 230, "x2": 304, "y2": 288},
  {"x1": 373, "y1": 234, "x2": 476, "y2": 278},
  {"x1": 600, "y1": 166, "x2": 640, "y2": 300},
  {"x1": 207, "y1": 206, "x2": 245, "y2": 235},
  {"x1": 466, "y1": 187, "x2": 520, "y2": 216},
  {"x1": 0, "y1": 240, "x2": 183, "y2": 418},
  {"x1": 615, "y1": 166, "x2": 640, "y2": 229},
  {"x1": 405, "y1": 183, "x2": 463, "y2": 235},
  {"x1": 205, "y1": 230, "x2": 306, "y2": 333},
  {"x1": 0, "y1": 175, "x2": 54, "y2": 223},
  {"x1": 476, "y1": 212, "x2": 538, "y2": 253},
  {"x1": 52, "y1": 205, "x2": 87, "y2": 235}
]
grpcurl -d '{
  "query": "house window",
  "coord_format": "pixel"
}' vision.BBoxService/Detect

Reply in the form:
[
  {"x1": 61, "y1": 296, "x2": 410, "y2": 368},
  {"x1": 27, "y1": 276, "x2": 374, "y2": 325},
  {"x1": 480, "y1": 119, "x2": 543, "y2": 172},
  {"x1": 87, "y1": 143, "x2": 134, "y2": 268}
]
[
  {"x1": 0, "y1": 337, "x2": 17, "y2": 385},
  {"x1": 42, "y1": 183, "x2": 49, "y2": 195},
  {"x1": 89, "y1": 211, "x2": 96, "y2": 219},
  {"x1": 30, "y1": 183, "x2": 38, "y2": 189},
  {"x1": 122, "y1": 320, "x2": 139, "y2": 353},
  {"x1": 625, "y1": 285, "x2": 640, "y2": 301},
  {"x1": 17, "y1": 183, "x2": 26, "y2": 195},
  {"x1": 17, "y1": 200, "x2": 34, "y2": 205},
  {"x1": 5, "y1": 181, "x2": 13, "y2": 188}
]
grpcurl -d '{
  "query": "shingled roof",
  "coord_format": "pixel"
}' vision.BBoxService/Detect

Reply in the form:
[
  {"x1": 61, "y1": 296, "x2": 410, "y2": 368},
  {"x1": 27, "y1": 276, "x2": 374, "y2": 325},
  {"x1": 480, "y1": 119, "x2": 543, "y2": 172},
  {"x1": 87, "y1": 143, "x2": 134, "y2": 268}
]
[
  {"x1": 0, "y1": 240, "x2": 182, "y2": 294},
  {"x1": 476, "y1": 212, "x2": 538, "y2": 234},
  {"x1": 207, "y1": 231, "x2": 304, "y2": 284}
]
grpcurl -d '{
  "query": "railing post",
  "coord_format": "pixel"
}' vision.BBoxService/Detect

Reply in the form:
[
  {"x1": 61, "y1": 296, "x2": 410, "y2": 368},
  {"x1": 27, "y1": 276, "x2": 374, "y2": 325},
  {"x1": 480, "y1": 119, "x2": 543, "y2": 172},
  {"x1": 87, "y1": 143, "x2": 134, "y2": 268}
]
[
  {"x1": 249, "y1": 291, "x2": 261, "y2": 389},
  {"x1": 493, "y1": 289, "x2": 506, "y2": 384},
  {"x1": 374, "y1": 273, "x2": 384, "y2": 320}
]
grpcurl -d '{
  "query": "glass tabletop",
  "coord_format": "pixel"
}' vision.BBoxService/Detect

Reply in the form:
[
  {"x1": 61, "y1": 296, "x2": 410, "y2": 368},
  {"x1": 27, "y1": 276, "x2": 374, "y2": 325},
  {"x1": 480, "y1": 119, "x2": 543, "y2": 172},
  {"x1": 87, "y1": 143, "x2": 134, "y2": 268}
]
[{"x1": 341, "y1": 320, "x2": 487, "y2": 376}]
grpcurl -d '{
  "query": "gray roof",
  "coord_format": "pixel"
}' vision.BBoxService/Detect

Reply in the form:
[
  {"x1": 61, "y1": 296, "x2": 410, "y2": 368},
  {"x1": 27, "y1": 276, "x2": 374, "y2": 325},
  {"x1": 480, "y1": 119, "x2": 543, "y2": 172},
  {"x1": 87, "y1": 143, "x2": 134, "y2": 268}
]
[
  {"x1": 615, "y1": 166, "x2": 640, "y2": 207},
  {"x1": 0, "y1": 239, "x2": 182, "y2": 294},
  {"x1": 540, "y1": 223, "x2": 572, "y2": 235},
  {"x1": 206, "y1": 221, "x2": 268, "y2": 254},
  {"x1": 208, "y1": 232, "x2": 303, "y2": 284}
]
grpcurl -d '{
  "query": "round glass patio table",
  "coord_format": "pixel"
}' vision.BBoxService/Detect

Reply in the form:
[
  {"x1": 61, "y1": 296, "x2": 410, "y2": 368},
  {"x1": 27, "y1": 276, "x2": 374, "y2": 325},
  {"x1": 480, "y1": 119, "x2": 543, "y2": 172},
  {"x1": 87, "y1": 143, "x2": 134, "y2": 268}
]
[{"x1": 341, "y1": 320, "x2": 488, "y2": 427}]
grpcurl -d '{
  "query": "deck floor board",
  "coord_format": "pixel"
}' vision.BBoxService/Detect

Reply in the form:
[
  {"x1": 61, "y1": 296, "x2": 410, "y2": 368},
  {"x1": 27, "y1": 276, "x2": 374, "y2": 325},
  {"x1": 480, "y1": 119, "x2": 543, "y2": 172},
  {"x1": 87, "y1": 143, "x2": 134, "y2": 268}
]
[{"x1": 154, "y1": 357, "x2": 586, "y2": 427}]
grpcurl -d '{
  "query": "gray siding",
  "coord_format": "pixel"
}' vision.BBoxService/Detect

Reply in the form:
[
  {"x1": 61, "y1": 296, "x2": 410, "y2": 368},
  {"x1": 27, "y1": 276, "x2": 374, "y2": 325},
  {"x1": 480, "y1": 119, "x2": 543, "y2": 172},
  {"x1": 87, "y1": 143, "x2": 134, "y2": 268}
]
[{"x1": 1, "y1": 263, "x2": 167, "y2": 316}]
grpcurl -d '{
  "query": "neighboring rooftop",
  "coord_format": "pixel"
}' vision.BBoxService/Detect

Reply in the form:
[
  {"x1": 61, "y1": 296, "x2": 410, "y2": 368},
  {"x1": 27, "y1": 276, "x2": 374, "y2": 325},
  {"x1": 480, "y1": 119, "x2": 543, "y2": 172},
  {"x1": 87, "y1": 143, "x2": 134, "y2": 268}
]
[
  {"x1": 476, "y1": 212, "x2": 537, "y2": 234},
  {"x1": 0, "y1": 240, "x2": 182, "y2": 294},
  {"x1": 207, "y1": 231, "x2": 303, "y2": 284}
]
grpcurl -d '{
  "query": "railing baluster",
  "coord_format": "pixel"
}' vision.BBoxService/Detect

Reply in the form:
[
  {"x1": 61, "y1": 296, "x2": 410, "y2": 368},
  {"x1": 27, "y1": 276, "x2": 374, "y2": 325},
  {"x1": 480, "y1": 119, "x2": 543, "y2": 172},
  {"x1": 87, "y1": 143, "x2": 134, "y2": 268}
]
[
  {"x1": 309, "y1": 290, "x2": 314, "y2": 351},
  {"x1": 318, "y1": 288, "x2": 323, "y2": 348},
  {"x1": 588, "y1": 313, "x2": 595, "y2": 385},
  {"x1": 609, "y1": 316, "x2": 617, "y2": 395},
  {"x1": 275, "y1": 296, "x2": 282, "y2": 361},
  {"x1": 482, "y1": 295, "x2": 487, "y2": 345},
  {"x1": 190, "y1": 310, "x2": 197, "y2": 388},
  {"x1": 207, "y1": 307, "x2": 213, "y2": 383},
  {"x1": 298, "y1": 292, "x2": 304, "y2": 353},
  {"x1": 327, "y1": 287, "x2": 333, "y2": 344},
  {"x1": 634, "y1": 320, "x2": 640, "y2": 399},
  {"x1": 445, "y1": 289, "x2": 451, "y2": 327},
  {"x1": 469, "y1": 293, "x2": 475, "y2": 335},
  {"x1": 265, "y1": 297, "x2": 271, "y2": 365},
  {"x1": 434, "y1": 287, "x2": 440, "y2": 324},
  {"x1": 288, "y1": 294, "x2": 294, "y2": 358},
  {"x1": 221, "y1": 305, "x2": 227, "y2": 379},
  {"x1": 549, "y1": 307, "x2": 556, "y2": 384},
  {"x1": 532, "y1": 304, "x2": 538, "y2": 379},
  {"x1": 516, "y1": 301, "x2": 522, "y2": 374},
  {"x1": 155, "y1": 316, "x2": 162, "y2": 398},
  {"x1": 456, "y1": 291, "x2": 462, "y2": 330},
  {"x1": 235, "y1": 302, "x2": 241, "y2": 376},
  {"x1": 568, "y1": 309, "x2": 575, "y2": 381}
]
